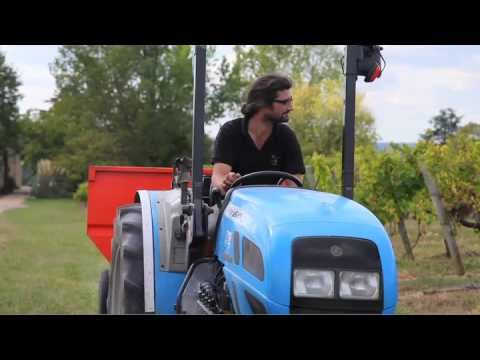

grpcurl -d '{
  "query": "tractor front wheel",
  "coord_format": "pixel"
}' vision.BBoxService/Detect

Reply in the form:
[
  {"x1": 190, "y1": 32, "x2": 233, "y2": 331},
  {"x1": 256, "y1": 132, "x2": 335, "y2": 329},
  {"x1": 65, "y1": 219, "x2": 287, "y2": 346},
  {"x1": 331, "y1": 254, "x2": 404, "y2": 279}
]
[
  {"x1": 98, "y1": 269, "x2": 109, "y2": 314},
  {"x1": 108, "y1": 204, "x2": 145, "y2": 314}
]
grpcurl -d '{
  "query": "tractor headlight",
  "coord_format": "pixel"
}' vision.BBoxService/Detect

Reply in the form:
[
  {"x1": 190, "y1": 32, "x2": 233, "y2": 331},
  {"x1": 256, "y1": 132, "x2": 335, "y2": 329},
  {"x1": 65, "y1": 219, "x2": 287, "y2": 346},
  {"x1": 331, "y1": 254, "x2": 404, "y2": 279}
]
[
  {"x1": 339, "y1": 271, "x2": 380, "y2": 300},
  {"x1": 293, "y1": 269, "x2": 334, "y2": 298}
]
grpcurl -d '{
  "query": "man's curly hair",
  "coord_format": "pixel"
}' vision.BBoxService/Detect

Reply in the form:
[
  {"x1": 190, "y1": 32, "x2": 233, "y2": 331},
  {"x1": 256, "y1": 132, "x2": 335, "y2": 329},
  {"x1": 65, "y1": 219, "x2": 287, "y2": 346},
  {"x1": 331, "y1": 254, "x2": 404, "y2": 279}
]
[{"x1": 241, "y1": 74, "x2": 293, "y2": 119}]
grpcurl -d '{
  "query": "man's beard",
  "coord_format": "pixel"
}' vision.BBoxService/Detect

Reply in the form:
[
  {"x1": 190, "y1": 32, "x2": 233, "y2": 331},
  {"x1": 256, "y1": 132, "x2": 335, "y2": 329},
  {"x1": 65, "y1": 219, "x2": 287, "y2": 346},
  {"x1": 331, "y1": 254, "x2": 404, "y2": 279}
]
[{"x1": 268, "y1": 112, "x2": 289, "y2": 123}]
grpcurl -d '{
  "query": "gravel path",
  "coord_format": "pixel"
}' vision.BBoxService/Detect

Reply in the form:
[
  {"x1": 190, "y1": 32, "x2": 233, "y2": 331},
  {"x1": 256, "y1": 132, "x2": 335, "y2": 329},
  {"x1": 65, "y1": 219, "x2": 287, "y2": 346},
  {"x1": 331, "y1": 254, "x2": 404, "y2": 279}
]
[{"x1": 0, "y1": 187, "x2": 31, "y2": 214}]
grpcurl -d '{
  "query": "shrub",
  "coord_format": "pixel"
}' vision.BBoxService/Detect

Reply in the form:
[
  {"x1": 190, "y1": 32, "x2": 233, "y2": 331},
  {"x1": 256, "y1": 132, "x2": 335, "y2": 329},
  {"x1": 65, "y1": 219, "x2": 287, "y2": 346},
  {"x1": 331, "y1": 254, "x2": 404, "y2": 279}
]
[
  {"x1": 31, "y1": 159, "x2": 74, "y2": 198},
  {"x1": 73, "y1": 182, "x2": 88, "y2": 203}
]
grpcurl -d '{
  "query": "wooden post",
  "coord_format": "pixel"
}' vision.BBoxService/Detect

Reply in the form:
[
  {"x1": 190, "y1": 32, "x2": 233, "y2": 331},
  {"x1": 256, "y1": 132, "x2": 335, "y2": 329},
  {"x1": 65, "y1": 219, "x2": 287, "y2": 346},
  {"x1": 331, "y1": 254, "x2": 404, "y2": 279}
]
[
  {"x1": 397, "y1": 217, "x2": 415, "y2": 260},
  {"x1": 304, "y1": 165, "x2": 316, "y2": 190},
  {"x1": 443, "y1": 238, "x2": 452, "y2": 258},
  {"x1": 419, "y1": 163, "x2": 465, "y2": 275}
]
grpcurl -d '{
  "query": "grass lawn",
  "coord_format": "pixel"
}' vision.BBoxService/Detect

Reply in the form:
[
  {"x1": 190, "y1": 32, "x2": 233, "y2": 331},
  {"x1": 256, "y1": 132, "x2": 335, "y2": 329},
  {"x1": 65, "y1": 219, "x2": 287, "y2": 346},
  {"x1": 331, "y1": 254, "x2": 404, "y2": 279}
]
[{"x1": 0, "y1": 198, "x2": 108, "y2": 314}]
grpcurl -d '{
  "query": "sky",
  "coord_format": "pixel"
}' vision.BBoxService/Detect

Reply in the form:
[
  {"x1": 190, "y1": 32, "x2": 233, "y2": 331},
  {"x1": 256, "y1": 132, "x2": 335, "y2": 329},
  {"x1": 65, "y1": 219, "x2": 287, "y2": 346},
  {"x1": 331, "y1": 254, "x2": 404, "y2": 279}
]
[{"x1": 1, "y1": 45, "x2": 479, "y2": 143}]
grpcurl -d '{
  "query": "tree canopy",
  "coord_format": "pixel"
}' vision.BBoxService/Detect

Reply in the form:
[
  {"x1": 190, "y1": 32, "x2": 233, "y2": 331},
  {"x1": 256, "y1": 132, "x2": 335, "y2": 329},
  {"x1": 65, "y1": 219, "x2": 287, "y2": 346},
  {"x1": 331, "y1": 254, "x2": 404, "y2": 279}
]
[
  {"x1": 290, "y1": 78, "x2": 377, "y2": 157},
  {"x1": 421, "y1": 108, "x2": 462, "y2": 144},
  {"x1": 0, "y1": 51, "x2": 22, "y2": 193},
  {"x1": 20, "y1": 45, "x2": 378, "y2": 189},
  {"x1": 22, "y1": 45, "x2": 213, "y2": 185},
  {"x1": 209, "y1": 45, "x2": 344, "y2": 121}
]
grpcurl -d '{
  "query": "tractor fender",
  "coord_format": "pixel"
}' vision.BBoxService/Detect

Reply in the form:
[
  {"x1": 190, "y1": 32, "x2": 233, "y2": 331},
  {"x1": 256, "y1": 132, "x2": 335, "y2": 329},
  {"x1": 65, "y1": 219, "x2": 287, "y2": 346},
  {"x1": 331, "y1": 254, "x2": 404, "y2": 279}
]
[
  {"x1": 136, "y1": 190, "x2": 156, "y2": 313},
  {"x1": 135, "y1": 190, "x2": 189, "y2": 314}
]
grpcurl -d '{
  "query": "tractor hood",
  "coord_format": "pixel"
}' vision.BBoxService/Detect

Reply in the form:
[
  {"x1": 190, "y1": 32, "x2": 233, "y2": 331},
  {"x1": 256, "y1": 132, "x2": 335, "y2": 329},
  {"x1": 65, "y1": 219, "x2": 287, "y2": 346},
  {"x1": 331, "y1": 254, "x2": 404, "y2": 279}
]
[
  {"x1": 224, "y1": 187, "x2": 384, "y2": 230},
  {"x1": 216, "y1": 186, "x2": 397, "y2": 311}
]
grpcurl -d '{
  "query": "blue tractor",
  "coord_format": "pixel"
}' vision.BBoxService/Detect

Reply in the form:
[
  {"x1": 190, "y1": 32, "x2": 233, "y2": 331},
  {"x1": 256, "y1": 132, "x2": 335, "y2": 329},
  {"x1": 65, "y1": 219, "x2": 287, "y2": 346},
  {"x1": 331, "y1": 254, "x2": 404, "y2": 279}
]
[{"x1": 99, "y1": 45, "x2": 397, "y2": 314}]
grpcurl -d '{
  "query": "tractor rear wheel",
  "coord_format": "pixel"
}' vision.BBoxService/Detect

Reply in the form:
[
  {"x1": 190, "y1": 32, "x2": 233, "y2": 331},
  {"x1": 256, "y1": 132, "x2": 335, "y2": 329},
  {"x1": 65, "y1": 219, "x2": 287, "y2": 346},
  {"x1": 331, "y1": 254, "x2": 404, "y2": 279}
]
[{"x1": 108, "y1": 204, "x2": 145, "y2": 314}]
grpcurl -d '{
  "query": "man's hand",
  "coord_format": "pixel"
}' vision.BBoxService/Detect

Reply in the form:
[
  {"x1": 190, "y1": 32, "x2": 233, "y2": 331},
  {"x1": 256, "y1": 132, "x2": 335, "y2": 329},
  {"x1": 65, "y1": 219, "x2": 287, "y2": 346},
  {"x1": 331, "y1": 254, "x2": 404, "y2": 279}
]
[
  {"x1": 278, "y1": 174, "x2": 304, "y2": 188},
  {"x1": 212, "y1": 163, "x2": 239, "y2": 195},
  {"x1": 220, "y1": 172, "x2": 241, "y2": 194}
]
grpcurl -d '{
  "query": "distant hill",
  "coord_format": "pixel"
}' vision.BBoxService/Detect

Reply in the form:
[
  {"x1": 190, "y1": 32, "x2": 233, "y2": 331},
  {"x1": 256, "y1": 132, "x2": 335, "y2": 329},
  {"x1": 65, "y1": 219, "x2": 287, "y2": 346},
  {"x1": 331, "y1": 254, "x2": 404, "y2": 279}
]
[{"x1": 376, "y1": 142, "x2": 416, "y2": 151}]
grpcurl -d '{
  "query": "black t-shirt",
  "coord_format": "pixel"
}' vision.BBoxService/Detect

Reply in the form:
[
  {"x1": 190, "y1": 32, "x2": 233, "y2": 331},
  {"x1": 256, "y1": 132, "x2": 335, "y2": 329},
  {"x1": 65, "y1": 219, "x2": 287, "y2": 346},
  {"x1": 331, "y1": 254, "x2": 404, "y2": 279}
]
[{"x1": 212, "y1": 117, "x2": 305, "y2": 185}]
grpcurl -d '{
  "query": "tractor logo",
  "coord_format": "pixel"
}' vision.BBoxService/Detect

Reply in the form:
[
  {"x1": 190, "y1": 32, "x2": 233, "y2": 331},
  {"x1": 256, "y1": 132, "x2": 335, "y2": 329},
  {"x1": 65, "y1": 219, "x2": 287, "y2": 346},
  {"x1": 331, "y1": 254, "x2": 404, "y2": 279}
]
[
  {"x1": 225, "y1": 204, "x2": 252, "y2": 228},
  {"x1": 330, "y1": 245, "x2": 344, "y2": 257},
  {"x1": 271, "y1": 154, "x2": 279, "y2": 167},
  {"x1": 226, "y1": 204, "x2": 242, "y2": 219}
]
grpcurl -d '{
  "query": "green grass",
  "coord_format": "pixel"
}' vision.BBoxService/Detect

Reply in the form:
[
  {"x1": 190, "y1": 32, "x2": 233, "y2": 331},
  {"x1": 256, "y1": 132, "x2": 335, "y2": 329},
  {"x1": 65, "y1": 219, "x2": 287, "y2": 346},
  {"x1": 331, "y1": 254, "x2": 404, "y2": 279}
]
[
  {"x1": 391, "y1": 220, "x2": 480, "y2": 314},
  {"x1": 0, "y1": 198, "x2": 108, "y2": 314}
]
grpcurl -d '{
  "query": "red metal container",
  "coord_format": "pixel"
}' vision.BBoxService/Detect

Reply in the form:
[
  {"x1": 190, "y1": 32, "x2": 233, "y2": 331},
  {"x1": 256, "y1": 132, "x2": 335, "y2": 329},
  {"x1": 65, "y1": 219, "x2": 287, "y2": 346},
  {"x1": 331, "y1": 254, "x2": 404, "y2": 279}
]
[{"x1": 87, "y1": 165, "x2": 212, "y2": 262}]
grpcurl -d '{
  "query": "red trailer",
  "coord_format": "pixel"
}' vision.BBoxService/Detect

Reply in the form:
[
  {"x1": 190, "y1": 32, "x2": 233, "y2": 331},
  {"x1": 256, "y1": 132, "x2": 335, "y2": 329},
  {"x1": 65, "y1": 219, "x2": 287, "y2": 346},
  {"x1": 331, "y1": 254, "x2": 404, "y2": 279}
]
[{"x1": 86, "y1": 165, "x2": 212, "y2": 262}]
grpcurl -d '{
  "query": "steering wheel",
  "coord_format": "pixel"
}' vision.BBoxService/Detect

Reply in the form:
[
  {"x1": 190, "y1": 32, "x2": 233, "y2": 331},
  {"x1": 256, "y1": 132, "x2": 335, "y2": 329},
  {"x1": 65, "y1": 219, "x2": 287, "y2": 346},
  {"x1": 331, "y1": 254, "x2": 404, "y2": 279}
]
[{"x1": 230, "y1": 171, "x2": 303, "y2": 189}]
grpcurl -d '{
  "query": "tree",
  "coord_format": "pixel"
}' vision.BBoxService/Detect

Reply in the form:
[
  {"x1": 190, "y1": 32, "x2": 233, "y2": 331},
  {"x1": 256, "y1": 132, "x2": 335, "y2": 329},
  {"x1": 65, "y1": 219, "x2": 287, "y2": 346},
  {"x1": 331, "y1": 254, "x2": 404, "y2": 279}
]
[
  {"x1": 19, "y1": 110, "x2": 67, "y2": 171},
  {"x1": 421, "y1": 108, "x2": 462, "y2": 144},
  {"x1": 419, "y1": 134, "x2": 480, "y2": 231},
  {"x1": 355, "y1": 145, "x2": 428, "y2": 260},
  {"x1": 0, "y1": 51, "x2": 22, "y2": 194},
  {"x1": 458, "y1": 122, "x2": 480, "y2": 140},
  {"x1": 309, "y1": 151, "x2": 342, "y2": 194},
  {"x1": 291, "y1": 78, "x2": 377, "y2": 157},
  {"x1": 209, "y1": 45, "x2": 344, "y2": 121},
  {"x1": 25, "y1": 45, "x2": 214, "y2": 186}
]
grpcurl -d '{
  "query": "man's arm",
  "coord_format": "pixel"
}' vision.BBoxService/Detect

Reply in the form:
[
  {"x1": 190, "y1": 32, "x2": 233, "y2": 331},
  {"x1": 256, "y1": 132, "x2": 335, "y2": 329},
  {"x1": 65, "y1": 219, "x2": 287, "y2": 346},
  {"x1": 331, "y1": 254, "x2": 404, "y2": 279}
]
[
  {"x1": 212, "y1": 163, "x2": 241, "y2": 195},
  {"x1": 211, "y1": 121, "x2": 241, "y2": 195}
]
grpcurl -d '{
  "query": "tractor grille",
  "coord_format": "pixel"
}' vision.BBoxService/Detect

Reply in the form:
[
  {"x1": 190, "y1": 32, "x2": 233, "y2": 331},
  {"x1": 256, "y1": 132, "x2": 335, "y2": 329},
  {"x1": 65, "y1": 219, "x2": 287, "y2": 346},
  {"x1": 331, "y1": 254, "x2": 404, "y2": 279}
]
[{"x1": 291, "y1": 236, "x2": 384, "y2": 314}]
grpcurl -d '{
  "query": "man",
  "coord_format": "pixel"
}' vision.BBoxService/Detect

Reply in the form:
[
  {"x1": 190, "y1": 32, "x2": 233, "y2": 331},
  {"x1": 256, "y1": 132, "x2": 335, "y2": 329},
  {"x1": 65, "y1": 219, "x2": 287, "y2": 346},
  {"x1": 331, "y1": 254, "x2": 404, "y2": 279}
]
[{"x1": 211, "y1": 74, "x2": 305, "y2": 194}]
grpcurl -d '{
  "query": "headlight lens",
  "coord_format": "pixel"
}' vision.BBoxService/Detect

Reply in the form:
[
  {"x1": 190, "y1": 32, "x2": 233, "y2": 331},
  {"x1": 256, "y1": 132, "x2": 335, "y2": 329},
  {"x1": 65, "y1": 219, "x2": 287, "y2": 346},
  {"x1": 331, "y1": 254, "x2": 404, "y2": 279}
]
[
  {"x1": 339, "y1": 271, "x2": 380, "y2": 300},
  {"x1": 293, "y1": 269, "x2": 334, "y2": 298}
]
